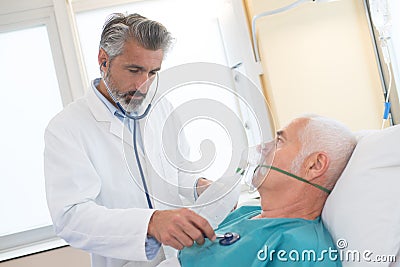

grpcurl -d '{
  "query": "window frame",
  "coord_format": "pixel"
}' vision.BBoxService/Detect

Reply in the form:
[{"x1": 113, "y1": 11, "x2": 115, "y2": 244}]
[{"x1": 0, "y1": 0, "x2": 86, "y2": 260}]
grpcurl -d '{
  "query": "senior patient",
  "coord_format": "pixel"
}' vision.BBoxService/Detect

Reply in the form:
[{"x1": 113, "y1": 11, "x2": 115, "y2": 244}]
[{"x1": 178, "y1": 115, "x2": 356, "y2": 266}]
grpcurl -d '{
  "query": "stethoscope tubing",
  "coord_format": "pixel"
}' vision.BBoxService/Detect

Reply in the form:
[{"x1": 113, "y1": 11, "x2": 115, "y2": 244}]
[
  {"x1": 101, "y1": 71, "x2": 156, "y2": 209},
  {"x1": 132, "y1": 115, "x2": 154, "y2": 209}
]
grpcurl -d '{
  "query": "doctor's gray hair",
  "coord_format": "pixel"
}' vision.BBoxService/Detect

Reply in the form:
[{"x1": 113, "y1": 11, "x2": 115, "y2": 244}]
[
  {"x1": 291, "y1": 114, "x2": 356, "y2": 190},
  {"x1": 99, "y1": 13, "x2": 173, "y2": 61}
]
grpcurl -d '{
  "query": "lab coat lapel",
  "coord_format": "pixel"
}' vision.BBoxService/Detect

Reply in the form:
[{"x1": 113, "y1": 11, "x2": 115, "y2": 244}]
[
  {"x1": 86, "y1": 87, "x2": 135, "y2": 148},
  {"x1": 85, "y1": 88, "x2": 182, "y2": 208},
  {"x1": 86, "y1": 87, "x2": 151, "y2": 198}
]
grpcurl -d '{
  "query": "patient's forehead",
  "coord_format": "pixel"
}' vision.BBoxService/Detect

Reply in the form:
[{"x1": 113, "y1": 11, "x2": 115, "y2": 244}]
[{"x1": 279, "y1": 117, "x2": 309, "y2": 140}]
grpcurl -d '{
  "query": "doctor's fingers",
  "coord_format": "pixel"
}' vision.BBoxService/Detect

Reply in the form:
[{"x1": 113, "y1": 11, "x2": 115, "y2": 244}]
[
  {"x1": 162, "y1": 234, "x2": 189, "y2": 250},
  {"x1": 169, "y1": 228, "x2": 199, "y2": 249},
  {"x1": 162, "y1": 208, "x2": 216, "y2": 243},
  {"x1": 174, "y1": 220, "x2": 207, "y2": 246},
  {"x1": 149, "y1": 209, "x2": 215, "y2": 244},
  {"x1": 182, "y1": 215, "x2": 217, "y2": 245},
  {"x1": 148, "y1": 212, "x2": 199, "y2": 249},
  {"x1": 164, "y1": 214, "x2": 212, "y2": 248},
  {"x1": 183, "y1": 209, "x2": 216, "y2": 242}
]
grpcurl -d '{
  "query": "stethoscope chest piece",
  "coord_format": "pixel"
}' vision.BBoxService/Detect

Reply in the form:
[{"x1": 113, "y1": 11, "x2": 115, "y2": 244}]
[{"x1": 218, "y1": 232, "x2": 240, "y2": 246}]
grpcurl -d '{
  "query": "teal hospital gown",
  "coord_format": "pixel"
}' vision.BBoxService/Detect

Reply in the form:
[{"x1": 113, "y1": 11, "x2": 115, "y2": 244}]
[{"x1": 179, "y1": 206, "x2": 342, "y2": 267}]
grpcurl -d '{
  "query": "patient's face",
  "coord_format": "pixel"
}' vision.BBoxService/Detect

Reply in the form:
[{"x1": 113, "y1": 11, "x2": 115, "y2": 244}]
[{"x1": 261, "y1": 118, "x2": 307, "y2": 191}]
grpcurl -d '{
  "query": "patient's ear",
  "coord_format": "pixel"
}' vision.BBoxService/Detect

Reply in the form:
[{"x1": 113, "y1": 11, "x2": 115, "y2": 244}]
[{"x1": 305, "y1": 152, "x2": 329, "y2": 180}]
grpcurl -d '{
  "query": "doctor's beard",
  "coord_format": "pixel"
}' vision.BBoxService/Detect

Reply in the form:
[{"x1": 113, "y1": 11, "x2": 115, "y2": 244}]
[{"x1": 104, "y1": 71, "x2": 146, "y2": 113}]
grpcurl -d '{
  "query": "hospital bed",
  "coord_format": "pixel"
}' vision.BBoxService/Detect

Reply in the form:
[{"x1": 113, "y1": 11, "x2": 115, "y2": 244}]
[
  {"x1": 157, "y1": 124, "x2": 400, "y2": 267},
  {"x1": 322, "y1": 124, "x2": 400, "y2": 267}
]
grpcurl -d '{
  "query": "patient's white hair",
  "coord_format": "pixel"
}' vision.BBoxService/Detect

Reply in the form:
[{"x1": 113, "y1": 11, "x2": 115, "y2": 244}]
[{"x1": 290, "y1": 114, "x2": 356, "y2": 190}]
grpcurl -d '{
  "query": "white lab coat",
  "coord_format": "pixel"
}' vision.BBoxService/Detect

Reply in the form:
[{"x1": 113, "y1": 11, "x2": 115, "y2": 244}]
[{"x1": 44, "y1": 84, "x2": 197, "y2": 267}]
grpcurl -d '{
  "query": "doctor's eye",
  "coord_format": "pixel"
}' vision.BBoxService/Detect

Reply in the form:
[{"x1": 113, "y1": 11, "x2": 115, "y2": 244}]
[
  {"x1": 128, "y1": 68, "x2": 140, "y2": 74},
  {"x1": 148, "y1": 70, "x2": 158, "y2": 77}
]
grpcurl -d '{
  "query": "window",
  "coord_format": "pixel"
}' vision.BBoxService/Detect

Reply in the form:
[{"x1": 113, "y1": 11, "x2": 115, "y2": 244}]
[
  {"x1": 75, "y1": 0, "x2": 227, "y2": 79},
  {"x1": 0, "y1": 25, "x2": 63, "y2": 255}
]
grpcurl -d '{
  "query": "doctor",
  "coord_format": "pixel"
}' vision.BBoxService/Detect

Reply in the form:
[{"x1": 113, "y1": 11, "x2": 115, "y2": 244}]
[{"x1": 44, "y1": 13, "x2": 215, "y2": 267}]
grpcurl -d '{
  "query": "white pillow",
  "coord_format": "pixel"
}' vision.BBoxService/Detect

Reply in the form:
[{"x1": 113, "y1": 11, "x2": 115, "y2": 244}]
[{"x1": 322, "y1": 125, "x2": 400, "y2": 267}]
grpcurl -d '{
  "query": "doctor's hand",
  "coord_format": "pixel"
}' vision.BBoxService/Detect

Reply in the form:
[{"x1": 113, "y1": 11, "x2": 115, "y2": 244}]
[{"x1": 147, "y1": 208, "x2": 216, "y2": 250}]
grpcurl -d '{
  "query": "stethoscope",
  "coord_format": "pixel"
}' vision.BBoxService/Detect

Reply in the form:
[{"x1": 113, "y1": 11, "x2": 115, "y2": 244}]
[
  {"x1": 101, "y1": 63, "x2": 157, "y2": 209},
  {"x1": 216, "y1": 232, "x2": 240, "y2": 246}
]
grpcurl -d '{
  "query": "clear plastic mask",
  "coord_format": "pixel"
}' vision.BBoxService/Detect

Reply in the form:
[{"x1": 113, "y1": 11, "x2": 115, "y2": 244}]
[
  {"x1": 237, "y1": 140, "x2": 332, "y2": 194},
  {"x1": 237, "y1": 140, "x2": 277, "y2": 192}
]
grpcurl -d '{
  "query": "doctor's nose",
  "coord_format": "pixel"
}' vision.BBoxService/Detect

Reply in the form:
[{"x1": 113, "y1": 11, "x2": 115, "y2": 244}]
[{"x1": 135, "y1": 73, "x2": 153, "y2": 93}]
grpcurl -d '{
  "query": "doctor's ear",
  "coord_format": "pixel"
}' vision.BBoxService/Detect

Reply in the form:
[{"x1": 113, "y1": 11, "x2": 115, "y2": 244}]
[{"x1": 98, "y1": 48, "x2": 109, "y2": 70}]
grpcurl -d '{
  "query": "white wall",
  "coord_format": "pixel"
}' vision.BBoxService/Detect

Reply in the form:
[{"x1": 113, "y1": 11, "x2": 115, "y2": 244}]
[{"x1": 244, "y1": 0, "x2": 385, "y2": 131}]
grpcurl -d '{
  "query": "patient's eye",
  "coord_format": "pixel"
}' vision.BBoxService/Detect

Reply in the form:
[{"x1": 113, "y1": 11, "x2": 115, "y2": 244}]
[
  {"x1": 276, "y1": 136, "x2": 283, "y2": 144},
  {"x1": 275, "y1": 130, "x2": 285, "y2": 148}
]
